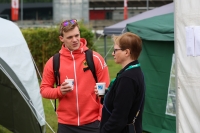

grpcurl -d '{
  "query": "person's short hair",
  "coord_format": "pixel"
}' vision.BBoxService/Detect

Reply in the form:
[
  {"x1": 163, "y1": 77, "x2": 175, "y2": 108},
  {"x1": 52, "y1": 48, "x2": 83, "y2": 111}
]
[
  {"x1": 112, "y1": 32, "x2": 142, "y2": 60},
  {"x1": 59, "y1": 19, "x2": 79, "y2": 36}
]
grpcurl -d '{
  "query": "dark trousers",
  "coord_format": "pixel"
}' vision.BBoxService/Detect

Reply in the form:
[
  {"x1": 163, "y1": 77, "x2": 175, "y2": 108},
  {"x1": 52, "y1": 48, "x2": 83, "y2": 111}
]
[{"x1": 57, "y1": 120, "x2": 100, "y2": 133}]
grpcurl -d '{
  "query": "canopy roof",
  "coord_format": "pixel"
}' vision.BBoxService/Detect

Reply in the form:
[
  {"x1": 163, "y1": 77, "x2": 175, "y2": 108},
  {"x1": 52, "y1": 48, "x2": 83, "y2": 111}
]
[
  {"x1": 126, "y1": 13, "x2": 174, "y2": 41},
  {"x1": 103, "y1": 2, "x2": 174, "y2": 35}
]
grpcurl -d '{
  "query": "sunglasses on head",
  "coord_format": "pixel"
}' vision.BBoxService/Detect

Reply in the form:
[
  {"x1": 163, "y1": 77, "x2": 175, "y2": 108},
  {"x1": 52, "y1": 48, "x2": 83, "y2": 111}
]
[{"x1": 62, "y1": 19, "x2": 77, "y2": 27}]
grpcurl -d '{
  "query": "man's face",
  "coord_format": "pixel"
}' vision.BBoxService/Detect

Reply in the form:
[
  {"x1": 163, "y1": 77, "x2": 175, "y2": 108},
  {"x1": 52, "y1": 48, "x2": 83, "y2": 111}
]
[{"x1": 59, "y1": 26, "x2": 80, "y2": 51}]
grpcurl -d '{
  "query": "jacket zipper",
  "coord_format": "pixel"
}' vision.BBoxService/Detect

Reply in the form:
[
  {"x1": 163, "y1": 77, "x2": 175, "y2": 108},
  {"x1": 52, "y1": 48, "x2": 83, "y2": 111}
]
[{"x1": 71, "y1": 51, "x2": 80, "y2": 125}]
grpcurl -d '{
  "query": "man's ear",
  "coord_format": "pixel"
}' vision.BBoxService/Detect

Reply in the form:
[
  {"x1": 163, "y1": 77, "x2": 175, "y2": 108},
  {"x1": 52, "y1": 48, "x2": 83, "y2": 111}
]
[{"x1": 59, "y1": 36, "x2": 63, "y2": 42}]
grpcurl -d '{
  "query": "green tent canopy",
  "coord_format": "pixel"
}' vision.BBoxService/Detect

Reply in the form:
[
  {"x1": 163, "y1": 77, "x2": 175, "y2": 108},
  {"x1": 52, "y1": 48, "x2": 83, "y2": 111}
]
[
  {"x1": 126, "y1": 13, "x2": 176, "y2": 133},
  {"x1": 127, "y1": 13, "x2": 174, "y2": 41}
]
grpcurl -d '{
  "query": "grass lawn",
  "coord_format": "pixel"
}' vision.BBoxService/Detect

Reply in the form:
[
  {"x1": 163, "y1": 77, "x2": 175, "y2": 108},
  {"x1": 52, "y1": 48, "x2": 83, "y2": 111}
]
[{"x1": 93, "y1": 35, "x2": 114, "y2": 60}]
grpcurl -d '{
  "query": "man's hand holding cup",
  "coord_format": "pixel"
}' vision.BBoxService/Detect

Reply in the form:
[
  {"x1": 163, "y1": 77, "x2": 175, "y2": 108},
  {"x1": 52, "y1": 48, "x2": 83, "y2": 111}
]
[
  {"x1": 60, "y1": 78, "x2": 74, "y2": 95},
  {"x1": 95, "y1": 82, "x2": 106, "y2": 97}
]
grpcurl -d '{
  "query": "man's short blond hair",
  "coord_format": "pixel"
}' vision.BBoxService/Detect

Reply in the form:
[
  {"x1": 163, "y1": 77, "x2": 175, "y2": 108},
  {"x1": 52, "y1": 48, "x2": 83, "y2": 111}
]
[{"x1": 59, "y1": 19, "x2": 79, "y2": 36}]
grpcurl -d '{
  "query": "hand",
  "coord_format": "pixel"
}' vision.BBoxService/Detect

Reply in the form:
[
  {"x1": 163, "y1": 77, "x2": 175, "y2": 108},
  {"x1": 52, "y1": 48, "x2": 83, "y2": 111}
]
[
  {"x1": 94, "y1": 85, "x2": 99, "y2": 97},
  {"x1": 60, "y1": 81, "x2": 73, "y2": 95},
  {"x1": 94, "y1": 86, "x2": 104, "y2": 98}
]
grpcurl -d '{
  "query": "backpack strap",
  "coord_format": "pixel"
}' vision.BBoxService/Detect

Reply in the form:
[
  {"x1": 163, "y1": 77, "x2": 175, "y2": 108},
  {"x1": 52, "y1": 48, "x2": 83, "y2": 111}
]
[
  {"x1": 85, "y1": 49, "x2": 98, "y2": 83},
  {"x1": 53, "y1": 53, "x2": 60, "y2": 86},
  {"x1": 85, "y1": 49, "x2": 102, "y2": 102},
  {"x1": 129, "y1": 73, "x2": 146, "y2": 125},
  {"x1": 53, "y1": 53, "x2": 60, "y2": 112}
]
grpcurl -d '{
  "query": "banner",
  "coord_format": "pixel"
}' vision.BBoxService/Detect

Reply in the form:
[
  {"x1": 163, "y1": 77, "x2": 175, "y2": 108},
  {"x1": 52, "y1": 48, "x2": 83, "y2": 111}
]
[{"x1": 11, "y1": 0, "x2": 19, "y2": 21}]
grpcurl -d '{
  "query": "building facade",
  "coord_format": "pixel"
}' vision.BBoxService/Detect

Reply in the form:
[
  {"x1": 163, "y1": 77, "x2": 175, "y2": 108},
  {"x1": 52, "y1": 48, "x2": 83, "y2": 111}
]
[{"x1": 0, "y1": 0, "x2": 173, "y2": 29}]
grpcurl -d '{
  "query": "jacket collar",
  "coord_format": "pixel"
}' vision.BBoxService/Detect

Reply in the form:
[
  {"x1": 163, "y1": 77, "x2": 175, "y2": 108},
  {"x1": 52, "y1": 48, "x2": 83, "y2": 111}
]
[{"x1": 118, "y1": 60, "x2": 139, "y2": 75}]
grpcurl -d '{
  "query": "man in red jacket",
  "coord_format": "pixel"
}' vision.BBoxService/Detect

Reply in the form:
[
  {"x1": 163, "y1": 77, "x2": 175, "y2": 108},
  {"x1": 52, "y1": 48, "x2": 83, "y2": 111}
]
[{"x1": 40, "y1": 19, "x2": 110, "y2": 133}]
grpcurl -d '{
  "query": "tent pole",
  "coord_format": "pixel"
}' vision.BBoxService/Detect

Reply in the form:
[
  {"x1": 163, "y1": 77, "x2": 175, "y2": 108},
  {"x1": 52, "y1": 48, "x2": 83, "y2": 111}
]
[
  {"x1": 124, "y1": 0, "x2": 128, "y2": 19},
  {"x1": 70, "y1": 0, "x2": 72, "y2": 19},
  {"x1": 104, "y1": 35, "x2": 107, "y2": 63},
  {"x1": 21, "y1": 0, "x2": 23, "y2": 24}
]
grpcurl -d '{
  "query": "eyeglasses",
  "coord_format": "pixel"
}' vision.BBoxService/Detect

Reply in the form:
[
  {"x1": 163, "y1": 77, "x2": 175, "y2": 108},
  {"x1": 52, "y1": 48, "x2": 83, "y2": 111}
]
[
  {"x1": 113, "y1": 49, "x2": 123, "y2": 54},
  {"x1": 62, "y1": 19, "x2": 77, "y2": 27}
]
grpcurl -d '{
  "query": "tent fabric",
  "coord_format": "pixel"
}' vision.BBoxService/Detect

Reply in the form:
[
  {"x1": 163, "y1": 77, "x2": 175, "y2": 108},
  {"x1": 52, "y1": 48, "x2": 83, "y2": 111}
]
[
  {"x1": 103, "y1": 2, "x2": 174, "y2": 35},
  {"x1": 139, "y1": 40, "x2": 175, "y2": 133},
  {"x1": 126, "y1": 13, "x2": 174, "y2": 41},
  {"x1": 175, "y1": 1, "x2": 200, "y2": 133},
  {"x1": 0, "y1": 59, "x2": 43, "y2": 133},
  {"x1": 126, "y1": 13, "x2": 176, "y2": 133},
  {"x1": 0, "y1": 18, "x2": 45, "y2": 132}
]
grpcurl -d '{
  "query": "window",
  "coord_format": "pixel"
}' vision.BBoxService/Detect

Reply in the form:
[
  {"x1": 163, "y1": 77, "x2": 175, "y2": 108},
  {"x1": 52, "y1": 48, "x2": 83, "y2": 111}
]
[
  {"x1": 166, "y1": 54, "x2": 176, "y2": 116},
  {"x1": 105, "y1": 11, "x2": 112, "y2": 20}
]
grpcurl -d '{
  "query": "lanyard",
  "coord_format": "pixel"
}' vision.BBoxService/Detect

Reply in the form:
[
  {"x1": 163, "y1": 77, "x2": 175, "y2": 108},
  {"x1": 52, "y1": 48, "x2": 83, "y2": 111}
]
[
  {"x1": 107, "y1": 63, "x2": 140, "y2": 91},
  {"x1": 125, "y1": 63, "x2": 140, "y2": 71}
]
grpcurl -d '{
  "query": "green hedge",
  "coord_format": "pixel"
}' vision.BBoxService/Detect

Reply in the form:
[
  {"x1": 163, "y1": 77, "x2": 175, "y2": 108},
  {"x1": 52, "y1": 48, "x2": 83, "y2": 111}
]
[{"x1": 21, "y1": 23, "x2": 95, "y2": 74}]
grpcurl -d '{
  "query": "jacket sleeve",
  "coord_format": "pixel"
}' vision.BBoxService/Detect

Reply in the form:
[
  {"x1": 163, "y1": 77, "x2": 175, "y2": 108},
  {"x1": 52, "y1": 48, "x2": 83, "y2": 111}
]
[
  {"x1": 93, "y1": 52, "x2": 110, "y2": 120},
  {"x1": 93, "y1": 52, "x2": 110, "y2": 88},
  {"x1": 40, "y1": 57, "x2": 63, "y2": 99}
]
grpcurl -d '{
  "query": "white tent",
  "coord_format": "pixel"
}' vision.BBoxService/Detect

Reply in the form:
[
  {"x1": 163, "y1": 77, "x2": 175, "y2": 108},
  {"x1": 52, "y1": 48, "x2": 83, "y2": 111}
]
[
  {"x1": 175, "y1": 1, "x2": 200, "y2": 133},
  {"x1": 0, "y1": 18, "x2": 45, "y2": 133}
]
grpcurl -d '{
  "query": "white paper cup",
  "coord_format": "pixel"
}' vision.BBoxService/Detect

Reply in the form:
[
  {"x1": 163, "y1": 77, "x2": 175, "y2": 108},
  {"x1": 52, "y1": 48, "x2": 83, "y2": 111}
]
[
  {"x1": 96, "y1": 82, "x2": 106, "y2": 96},
  {"x1": 65, "y1": 79, "x2": 74, "y2": 90}
]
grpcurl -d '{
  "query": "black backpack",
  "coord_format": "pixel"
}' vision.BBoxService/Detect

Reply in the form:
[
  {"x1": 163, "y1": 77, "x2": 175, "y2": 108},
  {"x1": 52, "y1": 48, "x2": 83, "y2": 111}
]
[{"x1": 52, "y1": 49, "x2": 98, "y2": 111}]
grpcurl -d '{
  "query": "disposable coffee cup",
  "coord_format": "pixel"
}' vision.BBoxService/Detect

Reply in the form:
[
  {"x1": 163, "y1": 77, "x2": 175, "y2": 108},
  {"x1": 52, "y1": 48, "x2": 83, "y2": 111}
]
[
  {"x1": 96, "y1": 82, "x2": 106, "y2": 96},
  {"x1": 65, "y1": 79, "x2": 74, "y2": 90}
]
